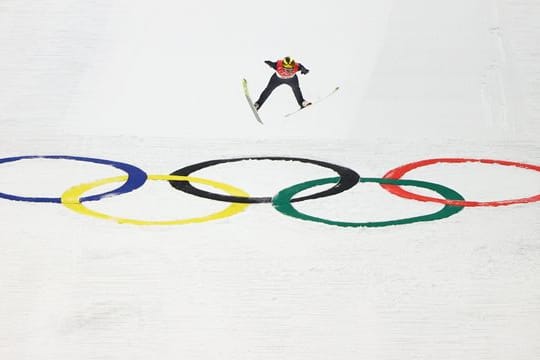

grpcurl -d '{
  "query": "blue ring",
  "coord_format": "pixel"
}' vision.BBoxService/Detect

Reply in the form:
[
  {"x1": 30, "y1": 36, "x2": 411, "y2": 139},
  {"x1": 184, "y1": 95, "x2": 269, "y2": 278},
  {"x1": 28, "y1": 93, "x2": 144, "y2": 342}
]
[{"x1": 0, "y1": 155, "x2": 147, "y2": 203}]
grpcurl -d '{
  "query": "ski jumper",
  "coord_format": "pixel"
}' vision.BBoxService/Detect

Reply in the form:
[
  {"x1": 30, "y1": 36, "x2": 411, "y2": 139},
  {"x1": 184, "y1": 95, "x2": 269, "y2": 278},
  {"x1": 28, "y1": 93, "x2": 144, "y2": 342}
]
[{"x1": 255, "y1": 60, "x2": 309, "y2": 109}]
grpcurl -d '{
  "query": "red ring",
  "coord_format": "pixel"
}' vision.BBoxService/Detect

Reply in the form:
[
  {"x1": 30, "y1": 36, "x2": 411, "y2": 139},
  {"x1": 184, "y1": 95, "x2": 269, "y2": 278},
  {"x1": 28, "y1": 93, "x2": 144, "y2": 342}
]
[{"x1": 382, "y1": 158, "x2": 540, "y2": 207}]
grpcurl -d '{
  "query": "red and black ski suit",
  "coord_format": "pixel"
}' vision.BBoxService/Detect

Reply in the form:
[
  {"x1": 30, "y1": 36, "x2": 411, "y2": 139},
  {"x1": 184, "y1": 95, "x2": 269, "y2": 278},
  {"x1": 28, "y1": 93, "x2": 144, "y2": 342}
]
[{"x1": 255, "y1": 59, "x2": 310, "y2": 109}]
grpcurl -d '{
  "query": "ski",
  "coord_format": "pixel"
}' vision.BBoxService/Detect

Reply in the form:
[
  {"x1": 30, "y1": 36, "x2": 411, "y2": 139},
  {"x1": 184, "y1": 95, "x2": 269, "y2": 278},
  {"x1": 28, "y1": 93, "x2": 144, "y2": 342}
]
[
  {"x1": 284, "y1": 86, "x2": 340, "y2": 117},
  {"x1": 242, "y1": 78, "x2": 263, "y2": 124}
]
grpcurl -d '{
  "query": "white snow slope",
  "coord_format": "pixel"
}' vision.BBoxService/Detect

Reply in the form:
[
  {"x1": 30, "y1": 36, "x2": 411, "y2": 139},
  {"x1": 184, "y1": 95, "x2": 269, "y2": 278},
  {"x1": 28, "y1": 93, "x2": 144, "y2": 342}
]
[{"x1": 1, "y1": 1, "x2": 539, "y2": 359}]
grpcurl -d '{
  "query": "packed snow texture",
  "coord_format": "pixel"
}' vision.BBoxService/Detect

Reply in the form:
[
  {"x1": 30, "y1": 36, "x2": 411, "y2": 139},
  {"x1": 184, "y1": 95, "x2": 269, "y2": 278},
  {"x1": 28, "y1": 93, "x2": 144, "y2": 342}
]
[{"x1": 1, "y1": 1, "x2": 539, "y2": 359}]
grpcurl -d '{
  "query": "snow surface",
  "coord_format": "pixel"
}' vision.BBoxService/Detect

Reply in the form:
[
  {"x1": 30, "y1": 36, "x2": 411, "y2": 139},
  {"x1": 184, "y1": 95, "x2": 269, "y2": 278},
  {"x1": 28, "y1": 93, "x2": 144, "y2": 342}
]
[{"x1": 1, "y1": 1, "x2": 539, "y2": 359}]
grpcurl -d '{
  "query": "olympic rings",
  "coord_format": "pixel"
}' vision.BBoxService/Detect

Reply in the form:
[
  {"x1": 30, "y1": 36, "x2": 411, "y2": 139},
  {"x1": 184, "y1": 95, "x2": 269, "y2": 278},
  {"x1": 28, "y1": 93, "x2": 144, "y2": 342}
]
[
  {"x1": 272, "y1": 177, "x2": 465, "y2": 227},
  {"x1": 61, "y1": 174, "x2": 250, "y2": 225},
  {"x1": 1, "y1": 154, "x2": 538, "y2": 227},
  {"x1": 0, "y1": 155, "x2": 147, "y2": 203},
  {"x1": 382, "y1": 158, "x2": 540, "y2": 207},
  {"x1": 169, "y1": 156, "x2": 360, "y2": 203}
]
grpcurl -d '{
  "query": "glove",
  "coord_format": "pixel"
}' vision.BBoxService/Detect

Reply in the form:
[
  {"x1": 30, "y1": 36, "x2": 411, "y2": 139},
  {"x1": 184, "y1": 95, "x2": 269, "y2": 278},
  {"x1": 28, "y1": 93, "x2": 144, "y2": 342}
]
[{"x1": 301, "y1": 68, "x2": 309, "y2": 75}]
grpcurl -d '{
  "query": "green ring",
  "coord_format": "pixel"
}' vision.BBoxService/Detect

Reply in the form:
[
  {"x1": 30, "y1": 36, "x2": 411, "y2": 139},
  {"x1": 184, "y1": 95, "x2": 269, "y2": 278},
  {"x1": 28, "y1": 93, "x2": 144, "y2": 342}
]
[{"x1": 272, "y1": 177, "x2": 465, "y2": 227}]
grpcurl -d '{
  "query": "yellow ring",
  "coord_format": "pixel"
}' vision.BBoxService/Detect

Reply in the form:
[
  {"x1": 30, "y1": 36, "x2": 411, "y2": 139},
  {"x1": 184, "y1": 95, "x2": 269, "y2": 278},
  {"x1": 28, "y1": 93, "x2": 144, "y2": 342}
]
[{"x1": 61, "y1": 174, "x2": 250, "y2": 225}]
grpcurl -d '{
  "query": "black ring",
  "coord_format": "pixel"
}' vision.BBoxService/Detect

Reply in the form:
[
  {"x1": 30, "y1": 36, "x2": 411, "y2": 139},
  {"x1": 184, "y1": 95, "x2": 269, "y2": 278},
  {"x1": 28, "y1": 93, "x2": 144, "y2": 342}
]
[{"x1": 169, "y1": 157, "x2": 360, "y2": 204}]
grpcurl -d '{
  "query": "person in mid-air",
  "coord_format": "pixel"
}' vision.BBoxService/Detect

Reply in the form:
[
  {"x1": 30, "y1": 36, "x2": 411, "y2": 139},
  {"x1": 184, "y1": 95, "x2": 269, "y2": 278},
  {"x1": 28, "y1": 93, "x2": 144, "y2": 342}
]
[{"x1": 254, "y1": 56, "x2": 311, "y2": 110}]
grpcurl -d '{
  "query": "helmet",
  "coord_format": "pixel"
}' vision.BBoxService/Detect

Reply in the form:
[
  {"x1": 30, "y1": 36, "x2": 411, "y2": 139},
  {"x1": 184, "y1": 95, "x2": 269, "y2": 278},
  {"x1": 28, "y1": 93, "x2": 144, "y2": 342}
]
[{"x1": 282, "y1": 56, "x2": 295, "y2": 69}]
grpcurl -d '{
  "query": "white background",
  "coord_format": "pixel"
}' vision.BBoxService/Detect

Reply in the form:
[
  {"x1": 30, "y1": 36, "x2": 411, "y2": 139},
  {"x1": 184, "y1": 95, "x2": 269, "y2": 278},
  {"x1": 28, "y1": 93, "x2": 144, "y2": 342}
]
[{"x1": 1, "y1": 1, "x2": 539, "y2": 359}]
